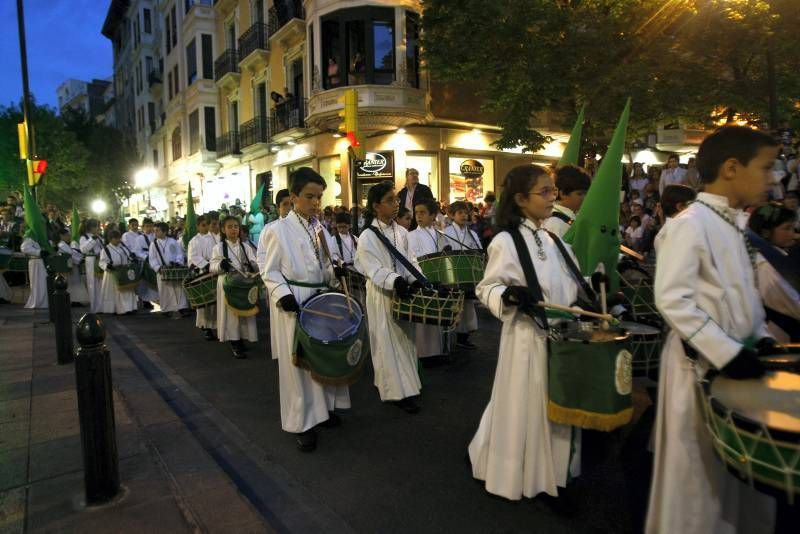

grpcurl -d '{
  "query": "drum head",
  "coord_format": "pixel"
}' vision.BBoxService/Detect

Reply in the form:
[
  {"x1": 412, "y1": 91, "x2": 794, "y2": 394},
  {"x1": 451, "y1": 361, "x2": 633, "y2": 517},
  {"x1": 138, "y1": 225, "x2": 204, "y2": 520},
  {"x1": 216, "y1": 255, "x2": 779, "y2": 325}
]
[
  {"x1": 300, "y1": 292, "x2": 363, "y2": 342},
  {"x1": 619, "y1": 321, "x2": 660, "y2": 335}
]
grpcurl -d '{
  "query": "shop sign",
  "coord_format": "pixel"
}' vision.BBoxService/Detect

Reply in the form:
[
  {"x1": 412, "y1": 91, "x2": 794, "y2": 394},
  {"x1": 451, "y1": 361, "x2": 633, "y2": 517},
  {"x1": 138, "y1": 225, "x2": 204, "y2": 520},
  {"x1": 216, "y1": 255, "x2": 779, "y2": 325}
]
[
  {"x1": 459, "y1": 159, "x2": 485, "y2": 178},
  {"x1": 355, "y1": 151, "x2": 394, "y2": 179}
]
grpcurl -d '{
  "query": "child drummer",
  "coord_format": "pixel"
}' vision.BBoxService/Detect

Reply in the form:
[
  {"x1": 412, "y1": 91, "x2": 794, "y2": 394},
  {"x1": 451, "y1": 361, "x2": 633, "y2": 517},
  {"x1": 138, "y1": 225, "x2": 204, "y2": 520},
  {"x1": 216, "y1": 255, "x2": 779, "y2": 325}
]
[
  {"x1": 148, "y1": 222, "x2": 188, "y2": 318},
  {"x1": 354, "y1": 180, "x2": 422, "y2": 414},
  {"x1": 646, "y1": 126, "x2": 780, "y2": 534},
  {"x1": 261, "y1": 168, "x2": 350, "y2": 452},
  {"x1": 98, "y1": 230, "x2": 137, "y2": 315},
  {"x1": 210, "y1": 216, "x2": 259, "y2": 359},
  {"x1": 468, "y1": 164, "x2": 586, "y2": 508},
  {"x1": 408, "y1": 198, "x2": 446, "y2": 367},
  {"x1": 444, "y1": 200, "x2": 482, "y2": 349},
  {"x1": 331, "y1": 212, "x2": 358, "y2": 265},
  {"x1": 187, "y1": 215, "x2": 217, "y2": 340}
]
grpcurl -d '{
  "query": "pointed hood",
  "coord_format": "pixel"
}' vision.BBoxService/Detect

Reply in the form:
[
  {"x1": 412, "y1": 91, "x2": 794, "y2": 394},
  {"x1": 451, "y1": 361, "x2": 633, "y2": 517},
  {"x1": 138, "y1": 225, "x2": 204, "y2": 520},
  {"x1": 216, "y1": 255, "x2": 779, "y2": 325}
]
[
  {"x1": 250, "y1": 183, "x2": 265, "y2": 216},
  {"x1": 22, "y1": 184, "x2": 54, "y2": 253},
  {"x1": 557, "y1": 104, "x2": 586, "y2": 168}
]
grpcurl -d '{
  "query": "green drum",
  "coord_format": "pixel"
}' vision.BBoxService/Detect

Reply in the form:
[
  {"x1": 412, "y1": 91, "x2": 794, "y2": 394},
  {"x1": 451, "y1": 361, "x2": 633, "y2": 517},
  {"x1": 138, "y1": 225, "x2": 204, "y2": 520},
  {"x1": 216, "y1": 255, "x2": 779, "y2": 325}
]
[
  {"x1": 700, "y1": 357, "x2": 800, "y2": 505},
  {"x1": 417, "y1": 250, "x2": 485, "y2": 291},
  {"x1": 619, "y1": 261, "x2": 659, "y2": 320},
  {"x1": 222, "y1": 273, "x2": 263, "y2": 316},
  {"x1": 391, "y1": 286, "x2": 464, "y2": 330},
  {"x1": 111, "y1": 264, "x2": 141, "y2": 290},
  {"x1": 619, "y1": 320, "x2": 664, "y2": 377},
  {"x1": 293, "y1": 292, "x2": 366, "y2": 386},
  {"x1": 45, "y1": 254, "x2": 71, "y2": 274},
  {"x1": 9, "y1": 253, "x2": 29, "y2": 272},
  {"x1": 547, "y1": 322, "x2": 633, "y2": 432},
  {"x1": 159, "y1": 266, "x2": 189, "y2": 282},
  {"x1": 183, "y1": 272, "x2": 217, "y2": 309},
  {"x1": 0, "y1": 247, "x2": 11, "y2": 272}
]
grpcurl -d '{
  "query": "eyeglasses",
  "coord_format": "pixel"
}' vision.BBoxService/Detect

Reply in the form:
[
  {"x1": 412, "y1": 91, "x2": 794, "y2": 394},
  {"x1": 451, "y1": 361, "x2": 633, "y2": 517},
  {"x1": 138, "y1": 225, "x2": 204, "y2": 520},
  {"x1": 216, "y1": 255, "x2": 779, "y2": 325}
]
[
  {"x1": 382, "y1": 196, "x2": 400, "y2": 204},
  {"x1": 531, "y1": 187, "x2": 559, "y2": 198}
]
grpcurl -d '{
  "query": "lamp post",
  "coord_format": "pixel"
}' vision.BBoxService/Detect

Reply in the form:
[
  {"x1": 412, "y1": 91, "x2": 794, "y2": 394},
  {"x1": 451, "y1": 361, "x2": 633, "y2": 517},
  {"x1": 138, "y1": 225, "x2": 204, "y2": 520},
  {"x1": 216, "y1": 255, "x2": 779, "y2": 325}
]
[{"x1": 134, "y1": 168, "x2": 157, "y2": 219}]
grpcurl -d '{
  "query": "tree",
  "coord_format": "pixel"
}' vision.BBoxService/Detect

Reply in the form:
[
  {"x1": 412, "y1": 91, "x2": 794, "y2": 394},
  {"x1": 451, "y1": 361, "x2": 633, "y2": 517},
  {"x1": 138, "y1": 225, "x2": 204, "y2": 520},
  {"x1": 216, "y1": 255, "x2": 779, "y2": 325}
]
[{"x1": 421, "y1": 0, "x2": 800, "y2": 151}]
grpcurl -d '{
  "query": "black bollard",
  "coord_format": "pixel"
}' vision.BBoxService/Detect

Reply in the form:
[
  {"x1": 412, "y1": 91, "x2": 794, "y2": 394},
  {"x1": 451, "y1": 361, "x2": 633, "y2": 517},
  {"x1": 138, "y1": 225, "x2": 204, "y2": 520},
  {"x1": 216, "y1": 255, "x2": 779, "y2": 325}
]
[
  {"x1": 46, "y1": 266, "x2": 55, "y2": 322},
  {"x1": 74, "y1": 314, "x2": 120, "y2": 505},
  {"x1": 53, "y1": 275, "x2": 73, "y2": 365}
]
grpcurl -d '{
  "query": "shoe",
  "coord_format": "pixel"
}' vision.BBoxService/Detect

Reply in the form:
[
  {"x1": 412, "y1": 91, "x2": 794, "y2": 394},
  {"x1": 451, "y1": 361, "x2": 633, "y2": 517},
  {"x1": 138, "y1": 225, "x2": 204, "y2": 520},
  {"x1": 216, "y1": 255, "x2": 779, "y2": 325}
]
[
  {"x1": 142, "y1": 301, "x2": 154, "y2": 310},
  {"x1": 296, "y1": 429, "x2": 317, "y2": 452},
  {"x1": 203, "y1": 329, "x2": 217, "y2": 341},
  {"x1": 392, "y1": 397, "x2": 421, "y2": 414},
  {"x1": 239, "y1": 343, "x2": 250, "y2": 353},
  {"x1": 230, "y1": 342, "x2": 247, "y2": 359},
  {"x1": 179, "y1": 309, "x2": 191, "y2": 318},
  {"x1": 319, "y1": 412, "x2": 341, "y2": 428},
  {"x1": 70, "y1": 302, "x2": 84, "y2": 307},
  {"x1": 456, "y1": 335, "x2": 477, "y2": 349},
  {"x1": 421, "y1": 355, "x2": 446, "y2": 368},
  {"x1": 537, "y1": 489, "x2": 579, "y2": 517}
]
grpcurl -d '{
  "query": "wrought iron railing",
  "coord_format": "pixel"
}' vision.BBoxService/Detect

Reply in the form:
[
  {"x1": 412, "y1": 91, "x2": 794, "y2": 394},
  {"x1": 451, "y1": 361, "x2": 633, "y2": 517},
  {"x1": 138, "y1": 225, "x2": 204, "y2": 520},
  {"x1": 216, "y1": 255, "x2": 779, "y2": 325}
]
[
  {"x1": 239, "y1": 116, "x2": 270, "y2": 148},
  {"x1": 271, "y1": 98, "x2": 306, "y2": 134},
  {"x1": 268, "y1": 1, "x2": 304, "y2": 39},
  {"x1": 215, "y1": 131, "x2": 241, "y2": 157},
  {"x1": 214, "y1": 49, "x2": 239, "y2": 82},
  {"x1": 238, "y1": 23, "x2": 269, "y2": 59}
]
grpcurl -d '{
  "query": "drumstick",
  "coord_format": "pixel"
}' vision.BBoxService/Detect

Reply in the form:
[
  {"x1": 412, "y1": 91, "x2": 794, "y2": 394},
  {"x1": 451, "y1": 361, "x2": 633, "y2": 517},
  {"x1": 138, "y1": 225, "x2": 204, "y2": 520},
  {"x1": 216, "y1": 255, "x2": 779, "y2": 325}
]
[
  {"x1": 303, "y1": 308, "x2": 344, "y2": 321},
  {"x1": 599, "y1": 281, "x2": 609, "y2": 330},
  {"x1": 535, "y1": 301, "x2": 615, "y2": 323},
  {"x1": 620, "y1": 245, "x2": 645, "y2": 261},
  {"x1": 317, "y1": 228, "x2": 354, "y2": 315},
  {"x1": 340, "y1": 273, "x2": 354, "y2": 315}
]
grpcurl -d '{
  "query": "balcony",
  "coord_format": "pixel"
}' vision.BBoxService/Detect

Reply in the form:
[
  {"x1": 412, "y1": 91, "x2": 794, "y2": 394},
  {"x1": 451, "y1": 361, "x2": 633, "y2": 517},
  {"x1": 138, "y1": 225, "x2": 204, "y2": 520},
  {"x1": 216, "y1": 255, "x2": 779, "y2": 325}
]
[
  {"x1": 270, "y1": 98, "x2": 307, "y2": 143},
  {"x1": 238, "y1": 23, "x2": 269, "y2": 73},
  {"x1": 306, "y1": 86, "x2": 430, "y2": 132},
  {"x1": 268, "y1": 1, "x2": 305, "y2": 46},
  {"x1": 239, "y1": 115, "x2": 271, "y2": 154},
  {"x1": 148, "y1": 69, "x2": 162, "y2": 87},
  {"x1": 214, "y1": 49, "x2": 240, "y2": 91},
  {"x1": 215, "y1": 131, "x2": 241, "y2": 159}
]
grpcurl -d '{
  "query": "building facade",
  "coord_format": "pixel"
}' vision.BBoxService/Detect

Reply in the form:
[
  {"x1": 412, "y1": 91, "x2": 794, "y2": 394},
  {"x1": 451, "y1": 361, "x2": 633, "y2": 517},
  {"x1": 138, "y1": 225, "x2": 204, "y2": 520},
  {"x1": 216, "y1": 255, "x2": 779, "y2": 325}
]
[{"x1": 56, "y1": 78, "x2": 113, "y2": 119}]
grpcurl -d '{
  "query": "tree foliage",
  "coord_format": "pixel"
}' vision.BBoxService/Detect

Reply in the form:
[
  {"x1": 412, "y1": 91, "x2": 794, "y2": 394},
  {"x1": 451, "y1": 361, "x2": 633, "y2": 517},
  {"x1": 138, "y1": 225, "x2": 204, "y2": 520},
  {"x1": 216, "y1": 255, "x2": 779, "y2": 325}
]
[{"x1": 422, "y1": 0, "x2": 800, "y2": 152}]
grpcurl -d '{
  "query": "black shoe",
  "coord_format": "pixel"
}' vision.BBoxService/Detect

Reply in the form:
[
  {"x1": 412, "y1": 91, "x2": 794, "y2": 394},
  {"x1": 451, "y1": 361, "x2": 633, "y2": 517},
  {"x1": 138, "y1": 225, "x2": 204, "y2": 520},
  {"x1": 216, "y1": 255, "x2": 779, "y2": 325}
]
[
  {"x1": 179, "y1": 309, "x2": 191, "y2": 317},
  {"x1": 456, "y1": 335, "x2": 477, "y2": 349},
  {"x1": 296, "y1": 429, "x2": 317, "y2": 452},
  {"x1": 319, "y1": 412, "x2": 341, "y2": 428},
  {"x1": 392, "y1": 397, "x2": 421, "y2": 414},
  {"x1": 70, "y1": 301, "x2": 84, "y2": 307},
  {"x1": 142, "y1": 301, "x2": 154, "y2": 310},
  {"x1": 230, "y1": 342, "x2": 247, "y2": 359},
  {"x1": 203, "y1": 329, "x2": 217, "y2": 341},
  {"x1": 537, "y1": 489, "x2": 579, "y2": 517}
]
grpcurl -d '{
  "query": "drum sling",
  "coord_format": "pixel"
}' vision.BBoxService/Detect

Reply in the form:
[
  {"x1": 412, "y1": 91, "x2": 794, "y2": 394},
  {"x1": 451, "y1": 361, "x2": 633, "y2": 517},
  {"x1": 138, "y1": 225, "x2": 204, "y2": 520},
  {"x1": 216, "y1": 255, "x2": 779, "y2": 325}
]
[
  {"x1": 365, "y1": 226, "x2": 429, "y2": 285},
  {"x1": 222, "y1": 240, "x2": 260, "y2": 316}
]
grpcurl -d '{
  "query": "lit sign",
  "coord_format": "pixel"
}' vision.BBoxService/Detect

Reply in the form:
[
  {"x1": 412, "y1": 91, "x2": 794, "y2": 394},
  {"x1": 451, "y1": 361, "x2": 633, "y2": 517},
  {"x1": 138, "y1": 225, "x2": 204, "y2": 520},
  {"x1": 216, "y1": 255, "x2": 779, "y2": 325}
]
[
  {"x1": 355, "y1": 151, "x2": 394, "y2": 179},
  {"x1": 459, "y1": 159, "x2": 485, "y2": 178}
]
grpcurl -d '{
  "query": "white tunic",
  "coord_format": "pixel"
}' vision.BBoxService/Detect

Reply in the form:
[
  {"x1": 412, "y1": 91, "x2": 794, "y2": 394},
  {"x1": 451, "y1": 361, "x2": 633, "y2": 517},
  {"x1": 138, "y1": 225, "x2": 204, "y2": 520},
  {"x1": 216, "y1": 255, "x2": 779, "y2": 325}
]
[
  {"x1": 148, "y1": 237, "x2": 187, "y2": 312},
  {"x1": 756, "y1": 252, "x2": 800, "y2": 343},
  {"x1": 444, "y1": 222, "x2": 481, "y2": 333},
  {"x1": 257, "y1": 217, "x2": 284, "y2": 360},
  {"x1": 262, "y1": 211, "x2": 350, "y2": 432},
  {"x1": 134, "y1": 233, "x2": 159, "y2": 303},
  {"x1": 354, "y1": 219, "x2": 420, "y2": 401},
  {"x1": 79, "y1": 234, "x2": 104, "y2": 313},
  {"x1": 188, "y1": 233, "x2": 217, "y2": 330},
  {"x1": 98, "y1": 243, "x2": 137, "y2": 314},
  {"x1": 542, "y1": 204, "x2": 575, "y2": 238},
  {"x1": 21, "y1": 238, "x2": 47, "y2": 309},
  {"x1": 210, "y1": 239, "x2": 258, "y2": 342},
  {"x1": 646, "y1": 193, "x2": 775, "y2": 534},
  {"x1": 408, "y1": 225, "x2": 444, "y2": 359},
  {"x1": 60, "y1": 241, "x2": 89, "y2": 304},
  {"x1": 121, "y1": 231, "x2": 142, "y2": 256},
  {"x1": 468, "y1": 220, "x2": 580, "y2": 500},
  {"x1": 330, "y1": 233, "x2": 358, "y2": 265}
]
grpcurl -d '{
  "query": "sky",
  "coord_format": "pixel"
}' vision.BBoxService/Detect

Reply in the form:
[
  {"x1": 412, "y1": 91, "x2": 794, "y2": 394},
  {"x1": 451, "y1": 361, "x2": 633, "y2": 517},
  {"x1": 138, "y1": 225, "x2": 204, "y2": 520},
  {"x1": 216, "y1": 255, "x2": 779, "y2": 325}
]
[{"x1": 0, "y1": 0, "x2": 113, "y2": 109}]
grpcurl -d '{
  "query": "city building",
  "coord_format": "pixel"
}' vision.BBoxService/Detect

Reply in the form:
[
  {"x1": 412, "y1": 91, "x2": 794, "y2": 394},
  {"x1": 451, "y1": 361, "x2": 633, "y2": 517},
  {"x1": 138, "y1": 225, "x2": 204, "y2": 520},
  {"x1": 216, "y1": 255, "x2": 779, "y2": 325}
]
[{"x1": 56, "y1": 78, "x2": 113, "y2": 118}]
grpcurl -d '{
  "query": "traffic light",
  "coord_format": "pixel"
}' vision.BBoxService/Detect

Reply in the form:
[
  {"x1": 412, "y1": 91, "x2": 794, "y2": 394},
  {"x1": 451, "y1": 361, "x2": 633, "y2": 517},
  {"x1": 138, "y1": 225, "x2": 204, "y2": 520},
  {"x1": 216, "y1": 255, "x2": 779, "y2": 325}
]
[
  {"x1": 337, "y1": 89, "x2": 365, "y2": 160},
  {"x1": 29, "y1": 159, "x2": 47, "y2": 186}
]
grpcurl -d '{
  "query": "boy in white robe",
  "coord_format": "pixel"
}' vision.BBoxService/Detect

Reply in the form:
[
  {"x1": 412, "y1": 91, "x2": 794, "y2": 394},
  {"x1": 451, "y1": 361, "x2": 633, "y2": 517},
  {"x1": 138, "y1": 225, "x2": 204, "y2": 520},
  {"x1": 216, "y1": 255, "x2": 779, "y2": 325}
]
[
  {"x1": 330, "y1": 212, "x2": 358, "y2": 266},
  {"x1": 21, "y1": 235, "x2": 48, "y2": 309},
  {"x1": 98, "y1": 230, "x2": 137, "y2": 315},
  {"x1": 262, "y1": 169, "x2": 350, "y2": 452},
  {"x1": 134, "y1": 218, "x2": 159, "y2": 308},
  {"x1": 121, "y1": 218, "x2": 142, "y2": 253},
  {"x1": 148, "y1": 222, "x2": 188, "y2": 317},
  {"x1": 187, "y1": 215, "x2": 218, "y2": 340},
  {"x1": 354, "y1": 180, "x2": 422, "y2": 414},
  {"x1": 443, "y1": 201, "x2": 482, "y2": 349},
  {"x1": 468, "y1": 165, "x2": 582, "y2": 505},
  {"x1": 210, "y1": 216, "x2": 259, "y2": 358},
  {"x1": 79, "y1": 219, "x2": 104, "y2": 313},
  {"x1": 647, "y1": 126, "x2": 780, "y2": 534},
  {"x1": 408, "y1": 199, "x2": 446, "y2": 366},
  {"x1": 542, "y1": 165, "x2": 591, "y2": 238},
  {"x1": 58, "y1": 229, "x2": 90, "y2": 305}
]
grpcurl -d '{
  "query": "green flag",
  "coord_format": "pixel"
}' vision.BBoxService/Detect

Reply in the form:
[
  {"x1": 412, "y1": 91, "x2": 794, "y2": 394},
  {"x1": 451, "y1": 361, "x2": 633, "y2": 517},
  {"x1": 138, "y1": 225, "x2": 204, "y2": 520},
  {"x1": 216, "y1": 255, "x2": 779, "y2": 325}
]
[
  {"x1": 250, "y1": 183, "x2": 265, "y2": 215},
  {"x1": 70, "y1": 205, "x2": 81, "y2": 243},
  {"x1": 183, "y1": 183, "x2": 197, "y2": 248},
  {"x1": 22, "y1": 183, "x2": 54, "y2": 253},
  {"x1": 557, "y1": 104, "x2": 586, "y2": 168},
  {"x1": 563, "y1": 98, "x2": 630, "y2": 292}
]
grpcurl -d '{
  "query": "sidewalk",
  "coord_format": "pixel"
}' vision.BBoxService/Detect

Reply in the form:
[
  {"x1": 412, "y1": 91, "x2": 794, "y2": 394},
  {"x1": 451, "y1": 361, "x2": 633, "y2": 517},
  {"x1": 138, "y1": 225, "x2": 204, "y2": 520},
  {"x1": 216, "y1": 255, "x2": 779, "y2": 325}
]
[{"x1": 0, "y1": 306, "x2": 270, "y2": 533}]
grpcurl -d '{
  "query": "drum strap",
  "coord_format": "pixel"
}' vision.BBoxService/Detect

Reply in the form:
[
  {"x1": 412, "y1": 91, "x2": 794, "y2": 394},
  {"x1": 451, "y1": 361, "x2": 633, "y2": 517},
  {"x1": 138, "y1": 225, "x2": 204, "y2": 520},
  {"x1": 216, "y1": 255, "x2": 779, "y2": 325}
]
[
  {"x1": 335, "y1": 233, "x2": 344, "y2": 260},
  {"x1": 366, "y1": 226, "x2": 429, "y2": 284},
  {"x1": 544, "y1": 229, "x2": 598, "y2": 305},
  {"x1": 222, "y1": 239, "x2": 254, "y2": 273},
  {"x1": 550, "y1": 211, "x2": 573, "y2": 224},
  {"x1": 508, "y1": 227, "x2": 549, "y2": 330},
  {"x1": 154, "y1": 239, "x2": 168, "y2": 268}
]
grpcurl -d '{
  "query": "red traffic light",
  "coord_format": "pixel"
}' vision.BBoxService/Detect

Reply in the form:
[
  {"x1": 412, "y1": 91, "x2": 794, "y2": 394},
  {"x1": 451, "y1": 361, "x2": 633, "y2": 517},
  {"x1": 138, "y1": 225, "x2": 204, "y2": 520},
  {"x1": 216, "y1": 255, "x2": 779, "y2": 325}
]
[
  {"x1": 34, "y1": 159, "x2": 47, "y2": 174},
  {"x1": 346, "y1": 131, "x2": 360, "y2": 147}
]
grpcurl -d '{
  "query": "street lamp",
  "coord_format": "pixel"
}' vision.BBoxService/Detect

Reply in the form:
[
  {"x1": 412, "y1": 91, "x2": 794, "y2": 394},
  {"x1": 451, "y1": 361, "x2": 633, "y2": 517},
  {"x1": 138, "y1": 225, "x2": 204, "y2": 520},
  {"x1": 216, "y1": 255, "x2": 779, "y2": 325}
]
[
  {"x1": 91, "y1": 199, "x2": 107, "y2": 215},
  {"x1": 134, "y1": 167, "x2": 157, "y2": 218}
]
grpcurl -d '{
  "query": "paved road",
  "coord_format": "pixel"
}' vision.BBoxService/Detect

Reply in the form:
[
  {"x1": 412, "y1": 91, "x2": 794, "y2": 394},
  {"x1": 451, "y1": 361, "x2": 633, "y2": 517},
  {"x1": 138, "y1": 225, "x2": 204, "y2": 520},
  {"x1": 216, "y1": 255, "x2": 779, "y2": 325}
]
[{"x1": 103, "y1": 303, "x2": 654, "y2": 534}]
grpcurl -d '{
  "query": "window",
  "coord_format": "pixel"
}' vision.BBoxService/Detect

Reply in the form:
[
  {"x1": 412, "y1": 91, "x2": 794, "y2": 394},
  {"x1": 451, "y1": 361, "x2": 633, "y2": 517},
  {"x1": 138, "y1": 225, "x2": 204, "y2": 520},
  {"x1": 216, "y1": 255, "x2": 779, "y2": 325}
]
[
  {"x1": 201, "y1": 34, "x2": 213, "y2": 79},
  {"x1": 186, "y1": 39, "x2": 197, "y2": 86},
  {"x1": 139, "y1": 60, "x2": 144, "y2": 92},
  {"x1": 165, "y1": 12, "x2": 172, "y2": 54},
  {"x1": 168, "y1": 71, "x2": 173, "y2": 100},
  {"x1": 148, "y1": 102, "x2": 156, "y2": 128},
  {"x1": 144, "y1": 8, "x2": 152, "y2": 33},
  {"x1": 254, "y1": 0, "x2": 265, "y2": 24},
  {"x1": 134, "y1": 13, "x2": 140, "y2": 47},
  {"x1": 255, "y1": 82, "x2": 267, "y2": 117},
  {"x1": 146, "y1": 56, "x2": 154, "y2": 79},
  {"x1": 322, "y1": 19, "x2": 340, "y2": 89},
  {"x1": 171, "y1": 5, "x2": 178, "y2": 49},
  {"x1": 153, "y1": 149, "x2": 158, "y2": 167},
  {"x1": 173, "y1": 65, "x2": 179, "y2": 95},
  {"x1": 372, "y1": 20, "x2": 394, "y2": 85},
  {"x1": 204, "y1": 107, "x2": 216, "y2": 151},
  {"x1": 405, "y1": 11, "x2": 420, "y2": 88},
  {"x1": 189, "y1": 110, "x2": 199, "y2": 155},
  {"x1": 172, "y1": 127, "x2": 182, "y2": 161},
  {"x1": 229, "y1": 101, "x2": 239, "y2": 132}
]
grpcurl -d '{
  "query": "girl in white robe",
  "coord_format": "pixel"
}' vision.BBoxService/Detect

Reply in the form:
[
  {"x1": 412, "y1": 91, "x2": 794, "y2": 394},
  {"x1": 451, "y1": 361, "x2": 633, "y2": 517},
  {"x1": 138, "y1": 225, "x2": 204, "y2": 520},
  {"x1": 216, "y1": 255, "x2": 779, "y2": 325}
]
[
  {"x1": 79, "y1": 220, "x2": 104, "y2": 313},
  {"x1": 21, "y1": 237, "x2": 48, "y2": 309},
  {"x1": 98, "y1": 232, "x2": 137, "y2": 315},
  {"x1": 468, "y1": 164, "x2": 581, "y2": 502},
  {"x1": 62, "y1": 237, "x2": 89, "y2": 305},
  {"x1": 135, "y1": 229, "x2": 160, "y2": 305},
  {"x1": 187, "y1": 216, "x2": 217, "y2": 338},
  {"x1": 354, "y1": 181, "x2": 421, "y2": 412},
  {"x1": 210, "y1": 216, "x2": 259, "y2": 355},
  {"x1": 444, "y1": 202, "x2": 482, "y2": 347},
  {"x1": 148, "y1": 222, "x2": 188, "y2": 315},
  {"x1": 263, "y1": 170, "x2": 350, "y2": 452}
]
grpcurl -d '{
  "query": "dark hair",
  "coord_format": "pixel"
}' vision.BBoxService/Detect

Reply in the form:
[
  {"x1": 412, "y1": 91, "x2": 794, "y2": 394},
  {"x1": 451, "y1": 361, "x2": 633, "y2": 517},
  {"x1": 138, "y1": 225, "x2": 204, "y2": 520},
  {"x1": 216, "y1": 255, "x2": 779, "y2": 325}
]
[
  {"x1": 107, "y1": 229, "x2": 122, "y2": 240},
  {"x1": 696, "y1": 126, "x2": 778, "y2": 184},
  {"x1": 449, "y1": 201, "x2": 469, "y2": 215},
  {"x1": 142, "y1": 217, "x2": 154, "y2": 225},
  {"x1": 628, "y1": 216, "x2": 641, "y2": 226},
  {"x1": 80, "y1": 218, "x2": 99, "y2": 235},
  {"x1": 289, "y1": 167, "x2": 327, "y2": 195},
  {"x1": 414, "y1": 198, "x2": 439, "y2": 216},
  {"x1": 220, "y1": 215, "x2": 240, "y2": 231},
  {"x1": 495, "y1": 164, "x2": 553, "y2": 230},
  {"x1": 196, "y1": 214, "x2": 208, "y2": 224},
  {"x1": 275, "y1": 188, "x2": 290, "y2": 204},
  {"x1": 484, "y1": 192, "x2": 496, "y2": 203},
  {"x1": 660, "y1": 185, "x2": 697, "y2": 217},
  {"x1": 58, "y1": 227, "x2": 70, "y2": 237},
  {"x1": 154, "y1": 222, "x2": 169, "y2": 233},
  {"x1": 363, "y1": 180, "x2": 396, "y2": 230},
  {"x1": 335, "y1": 212, "x2": 351, "y2": 225},
  {"x1": 748, "y1": 203, "x2": 797, "y2": 238},
  {"x1": 667, "y1": 153, "x2": 679, "y2": 162},
  {"x1": 397, "y1": 207, "x2": 411, "y2": 219},
  {"x1": 555, "y1": 165, "x2": 591, "y2": 197},
  {"x1": 128, "y1": 218, "x2": 139, "y2": 225}
]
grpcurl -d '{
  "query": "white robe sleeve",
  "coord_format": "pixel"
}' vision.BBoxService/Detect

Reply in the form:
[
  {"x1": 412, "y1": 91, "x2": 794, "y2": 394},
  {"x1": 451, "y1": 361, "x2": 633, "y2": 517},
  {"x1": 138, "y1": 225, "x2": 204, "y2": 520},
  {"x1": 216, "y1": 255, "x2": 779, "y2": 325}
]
[
  {"x1": 188, "y1": 236, "x2": 209, "y2": 269},
  {"x1": 476, "y1": 232, "x2": 519, "y2": 322},
  {"x1": 261, "y1": 226, "x2": 292, "y2": 302},
  {"x1": 169, "y1": 240, "x2": 185, "y2": 265},
  {"x1": 99, "y1": 246, "x2": 111, "y2": 271},
  {"x1": 21, "y1": 238, "x2": 41, "y2": 257},
  {"x1": 354, "y1": 228, "x2": 401, "y2": 290},
  {"x1": 654, "y1": 217, "x2": 742, "y2": 369},
  {"x1": 79, "y1": 236, "x2": 96, "y2": 255},
  {"x1": 209, "y1": 243, "x2": 224, "y2": 274},
  {"x1": 148, "y1": 242, "x2": 163, "y2": 272}
]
